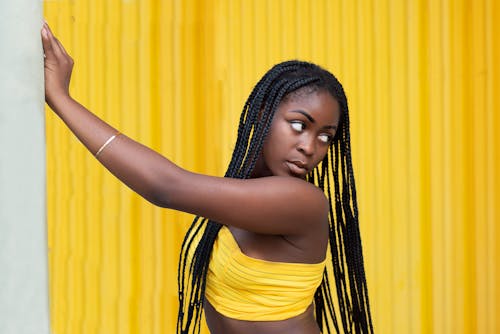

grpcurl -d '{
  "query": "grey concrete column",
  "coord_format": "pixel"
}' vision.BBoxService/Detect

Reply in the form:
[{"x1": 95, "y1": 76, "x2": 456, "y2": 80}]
[{"x1": 0, "y1": 2, "x2": 50, "y2": 334}]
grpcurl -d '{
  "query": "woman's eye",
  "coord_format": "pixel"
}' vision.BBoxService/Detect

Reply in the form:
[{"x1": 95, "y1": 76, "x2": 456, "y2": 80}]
[
  {"x1": 291, "y1": 121, "x2": 305, "y2": 132},
  {"x1": 318, "y1": 134, "x2": 332, "y2": 144}
]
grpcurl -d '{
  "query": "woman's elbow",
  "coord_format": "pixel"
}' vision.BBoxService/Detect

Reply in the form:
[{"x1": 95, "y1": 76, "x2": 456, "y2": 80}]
[{"x1": 144, "y1": 184, "x2": 173, "y2": 208}]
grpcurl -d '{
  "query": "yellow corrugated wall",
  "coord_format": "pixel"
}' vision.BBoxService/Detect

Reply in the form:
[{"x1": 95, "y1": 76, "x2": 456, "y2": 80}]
[{"x1": 43, "y1": 1, "x2": 500, "y2": 333}]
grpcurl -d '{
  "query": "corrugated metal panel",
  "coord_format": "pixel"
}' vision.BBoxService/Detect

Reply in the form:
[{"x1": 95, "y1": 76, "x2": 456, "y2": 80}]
[{"x1": 43, "y1": 0, "x2": 500, "y2": 333}]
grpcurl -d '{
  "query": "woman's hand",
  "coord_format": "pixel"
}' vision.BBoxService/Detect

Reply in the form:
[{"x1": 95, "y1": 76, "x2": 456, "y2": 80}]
[{"x1": 41, "y1": 22, "x2": 74, "y2": 108}]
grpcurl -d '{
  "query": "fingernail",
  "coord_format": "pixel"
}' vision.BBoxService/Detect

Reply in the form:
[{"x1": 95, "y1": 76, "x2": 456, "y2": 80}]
[{"x1": 42, "y1": 27, "x2": 48, "y2": 38}]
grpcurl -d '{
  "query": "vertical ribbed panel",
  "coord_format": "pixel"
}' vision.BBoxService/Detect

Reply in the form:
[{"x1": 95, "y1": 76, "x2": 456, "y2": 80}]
[{"x1": 44, "y1": 1, "x2": 500, "y2": 333}]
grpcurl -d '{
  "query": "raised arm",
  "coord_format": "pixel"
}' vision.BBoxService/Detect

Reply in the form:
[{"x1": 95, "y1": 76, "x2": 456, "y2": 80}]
[{"x1": 41, "y1": 23, "x2": 329, "y2": 236}]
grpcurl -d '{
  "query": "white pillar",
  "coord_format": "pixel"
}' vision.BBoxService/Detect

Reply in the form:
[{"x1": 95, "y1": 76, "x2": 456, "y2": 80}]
[{"x1": 0, "y1": 2, "x2": 50, "y2": 334}]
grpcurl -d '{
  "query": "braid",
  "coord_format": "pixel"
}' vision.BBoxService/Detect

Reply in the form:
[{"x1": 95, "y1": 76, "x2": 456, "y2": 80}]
[{"x1": 177, "y1": 60, "x2": 374, "y2": 333}]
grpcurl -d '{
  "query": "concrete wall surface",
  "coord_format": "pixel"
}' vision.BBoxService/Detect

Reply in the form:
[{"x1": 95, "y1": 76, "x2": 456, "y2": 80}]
[{"x1": 0, "y1": 2, "x2": 49, "y2": 334}]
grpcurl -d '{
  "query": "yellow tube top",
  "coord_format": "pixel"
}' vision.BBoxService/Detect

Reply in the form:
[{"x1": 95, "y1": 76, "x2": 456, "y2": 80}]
[{"x1": 205, "y1": 225, "x2": 327, "y2": 321}]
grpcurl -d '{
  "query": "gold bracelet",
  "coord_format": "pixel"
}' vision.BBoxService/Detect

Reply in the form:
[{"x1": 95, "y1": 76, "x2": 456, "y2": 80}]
[{"x1": 95, "y1": 131, "x2": 121, "y2": 158}]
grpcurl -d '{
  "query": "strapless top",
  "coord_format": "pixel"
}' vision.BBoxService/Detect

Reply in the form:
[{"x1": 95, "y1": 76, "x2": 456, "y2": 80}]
[{"x1": 205, "y1": 226, "x2": 327, "y2": 321}]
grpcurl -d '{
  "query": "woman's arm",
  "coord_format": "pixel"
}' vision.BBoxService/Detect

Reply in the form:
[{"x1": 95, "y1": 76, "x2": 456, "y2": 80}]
[
  {"x1": 42, "y1": 24, "x2": 329, "y2": 236},
  {"x1": 42, "y1": 23, "x2": 182, "y2": 206}
]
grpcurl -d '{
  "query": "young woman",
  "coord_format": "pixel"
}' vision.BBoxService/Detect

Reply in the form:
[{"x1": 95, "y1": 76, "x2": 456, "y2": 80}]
[{"x1": 42, "y1": 22, "x2": 373, "y2": 334}]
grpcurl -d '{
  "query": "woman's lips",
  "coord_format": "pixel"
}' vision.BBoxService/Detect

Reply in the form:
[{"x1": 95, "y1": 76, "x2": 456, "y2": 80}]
[{"x1": 286, "y1": 161, "x2": 308, "y2": 176}]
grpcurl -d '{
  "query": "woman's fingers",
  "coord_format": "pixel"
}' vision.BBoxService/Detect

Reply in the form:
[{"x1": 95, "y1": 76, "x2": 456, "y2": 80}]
[
  {"x1": 48, "y1": 30, "x2": 64, "y2": 59},
  {"x1": 41, "y1": 22, "x2": 74, "y2": 104},
  {"x1": 42, "y1": 23, "x2": 65, "y2": 61},
  {"x1": 41, "y1": 26, "x2": 54, "y2": 59}
]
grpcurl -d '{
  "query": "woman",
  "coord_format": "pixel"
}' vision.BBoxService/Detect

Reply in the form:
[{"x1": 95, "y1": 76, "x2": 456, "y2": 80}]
[{"x1": 42, "y1": 22, "x2": 373, "y2": 334}]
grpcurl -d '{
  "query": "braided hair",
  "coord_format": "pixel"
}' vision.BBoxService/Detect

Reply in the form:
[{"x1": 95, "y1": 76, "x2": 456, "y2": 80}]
[{"x1": 176, "y1": 60, "x2": 374, "y2": 333}]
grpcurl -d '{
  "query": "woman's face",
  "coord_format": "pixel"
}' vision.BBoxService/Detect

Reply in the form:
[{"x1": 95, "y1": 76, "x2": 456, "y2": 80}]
[{"x1": 252, "y1": 90, "x2": 341, "y2": 179}]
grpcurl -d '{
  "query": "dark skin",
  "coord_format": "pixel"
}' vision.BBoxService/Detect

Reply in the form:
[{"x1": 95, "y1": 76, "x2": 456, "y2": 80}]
[{"x1": 42, "y1": 23, "x2": 340, "y2": 334}]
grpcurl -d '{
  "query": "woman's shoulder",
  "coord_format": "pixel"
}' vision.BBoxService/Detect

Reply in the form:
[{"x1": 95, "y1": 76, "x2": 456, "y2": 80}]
[
  {"x1": 160, "y1": 171, "x2": 329, "y2": 235},
  {"x1": 237, "y1": 176, "x2": 329, "y2": 233},
  {"x1": 249, "y1": 176, "x2": 328, "y2": 207}
]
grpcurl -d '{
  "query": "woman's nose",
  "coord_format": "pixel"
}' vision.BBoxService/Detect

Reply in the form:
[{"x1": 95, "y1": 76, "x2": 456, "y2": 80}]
[{"x1": 297, "y1": 137, "x2": 315, "y2": 156}]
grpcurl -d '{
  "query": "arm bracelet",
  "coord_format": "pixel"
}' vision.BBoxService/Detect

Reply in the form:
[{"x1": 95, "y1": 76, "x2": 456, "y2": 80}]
[{"x1": 95, "y1": 132, "x2": 121, "y2": 158}]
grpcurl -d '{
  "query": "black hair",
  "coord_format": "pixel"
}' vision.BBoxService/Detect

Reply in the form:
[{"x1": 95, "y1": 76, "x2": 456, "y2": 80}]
[{"x1": 176, "y1": 60, "x2": 374, "y2": 333}]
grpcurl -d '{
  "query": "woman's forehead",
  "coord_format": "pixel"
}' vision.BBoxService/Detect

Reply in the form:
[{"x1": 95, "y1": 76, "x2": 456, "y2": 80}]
[{"x1": 280, "y1": 91, "x2": 340, "y2": 121}]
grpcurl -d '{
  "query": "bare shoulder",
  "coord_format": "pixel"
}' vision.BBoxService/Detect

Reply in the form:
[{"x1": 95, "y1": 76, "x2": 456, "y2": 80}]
[
  {"x1": 159, "y1": 171, "x2": 329, "y2": 235},
  {"x1": 251, "y1": 176, "x2": 329, "y2": 212}
]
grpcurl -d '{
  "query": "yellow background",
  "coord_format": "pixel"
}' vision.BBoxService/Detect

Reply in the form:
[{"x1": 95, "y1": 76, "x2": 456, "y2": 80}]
[{"x1": 44, "y1": 0, "x2": 500, "y2": 333}]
